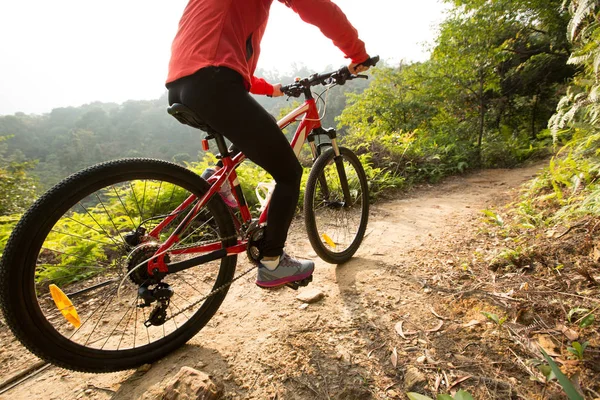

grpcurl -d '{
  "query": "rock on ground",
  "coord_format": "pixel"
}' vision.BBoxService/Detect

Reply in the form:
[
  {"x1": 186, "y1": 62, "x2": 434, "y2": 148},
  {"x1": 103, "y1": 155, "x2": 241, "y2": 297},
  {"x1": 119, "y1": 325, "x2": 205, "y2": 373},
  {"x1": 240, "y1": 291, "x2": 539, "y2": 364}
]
[
  {"x1": 296, "y1": 288, "x2": 324, "y2": 304},
  {"x1": 141, "y1": 366, "x2": 222, "y2": 400}
]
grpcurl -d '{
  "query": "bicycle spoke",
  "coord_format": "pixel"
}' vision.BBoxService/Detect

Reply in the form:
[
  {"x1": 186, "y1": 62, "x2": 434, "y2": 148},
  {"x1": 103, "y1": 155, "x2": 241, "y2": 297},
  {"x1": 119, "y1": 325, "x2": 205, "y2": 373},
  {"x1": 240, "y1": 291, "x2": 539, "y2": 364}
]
[
  {"x1": 151, "y1": 181, "x2": 163, "y2": 218},
  {"x1": 104, "y1": 299, "x2": 136, "y2": 350},
  {"x1": 129, "y1": 182, "x2": 144, "y2": 226},
  {"x1": 40, "y1": 247, "x2": 112, "y2": 269},
  {"x1": 140, "y1": 180, "x2": 148, "y2": 220},
  {"x1": 95, "y1": 194, "x2": 128, "y2": 245},
  {"x1": 117, "y1": 299, "x2": 137, "y2": 351},
  {"x1": 83, "y1": 287, "x2": 119, "y2": 346},
  {"x1": 50, "y1": 229, "x2": 115, "y2": 247},
  {"x1": 78, "y1": 203, "x2": 123, "y2": 249}
]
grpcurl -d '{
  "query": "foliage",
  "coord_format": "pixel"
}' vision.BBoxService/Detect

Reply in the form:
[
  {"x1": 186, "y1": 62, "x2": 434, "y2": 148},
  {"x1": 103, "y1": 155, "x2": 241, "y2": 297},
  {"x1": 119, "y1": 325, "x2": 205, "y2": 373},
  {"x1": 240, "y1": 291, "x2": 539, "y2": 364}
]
[
  {"x1": 567, "y1": 307, "x2": 595, "y2": 328},
  {"x1": 407, "y1": 390, "x2": 474, "y2": 400},
  {"x1": 481, "y1": 311, "x2": 508, "y2": 327},
  {"x1": 338, "y1": 0, "x2": 571, "y2": 191},
  {"x1": 567, "y1": 341, "x2": 589, "y2": 360},
  {"x1": 539, "y1": 348, "x2": 584, "y2": 400},
  {"x1": 515, "y1": 0, "x2": 600, "y2": 226},
  {"x1": 0, "y1": 135, "x2": 37, "y2": 216}
]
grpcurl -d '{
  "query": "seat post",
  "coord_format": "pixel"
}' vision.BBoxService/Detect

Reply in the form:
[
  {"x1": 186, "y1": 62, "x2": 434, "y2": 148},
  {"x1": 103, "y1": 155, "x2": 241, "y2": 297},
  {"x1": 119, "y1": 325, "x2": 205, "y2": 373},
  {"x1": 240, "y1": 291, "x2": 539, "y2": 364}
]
[{"x1": 212, "y1": 131, "x2": 231, "y2": 159}]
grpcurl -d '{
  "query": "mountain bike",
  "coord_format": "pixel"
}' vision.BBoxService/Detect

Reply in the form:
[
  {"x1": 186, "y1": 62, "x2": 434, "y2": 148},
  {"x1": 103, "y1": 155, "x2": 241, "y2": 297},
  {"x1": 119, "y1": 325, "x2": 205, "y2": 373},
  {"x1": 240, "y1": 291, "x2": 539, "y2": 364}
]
[{"x1": 0, "y1": 57, "x2": 379, "y2": 372}]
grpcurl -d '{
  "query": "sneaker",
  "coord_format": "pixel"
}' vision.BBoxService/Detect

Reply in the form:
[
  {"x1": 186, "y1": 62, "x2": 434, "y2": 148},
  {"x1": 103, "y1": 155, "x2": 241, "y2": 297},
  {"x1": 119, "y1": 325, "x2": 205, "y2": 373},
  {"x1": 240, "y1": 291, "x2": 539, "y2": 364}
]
[
  {"x1": 256, "y1": 252, "x2": 315, "y2": 288},
  {"x1": 201, "y1": 168, "x2": 237, "y2": 208}
]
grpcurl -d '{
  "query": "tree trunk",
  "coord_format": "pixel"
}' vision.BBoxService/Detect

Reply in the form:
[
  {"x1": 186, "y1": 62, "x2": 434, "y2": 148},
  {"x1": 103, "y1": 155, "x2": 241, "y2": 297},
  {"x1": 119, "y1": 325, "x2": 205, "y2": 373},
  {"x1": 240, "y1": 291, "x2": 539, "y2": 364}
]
[
  {"x1": 477, "y1": 71, "x2": 485, "y2": 163},
  {"x1": 530, "y1": 93, "x2": 539, "y2": 139}
]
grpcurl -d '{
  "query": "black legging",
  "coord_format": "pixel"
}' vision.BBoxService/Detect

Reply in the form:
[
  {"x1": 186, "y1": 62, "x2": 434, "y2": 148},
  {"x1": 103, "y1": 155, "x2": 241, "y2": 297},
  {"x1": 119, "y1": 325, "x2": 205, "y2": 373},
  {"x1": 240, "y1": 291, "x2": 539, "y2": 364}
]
[{"x1": 167, "y1": 67, "x2": 302, "y2": 257}]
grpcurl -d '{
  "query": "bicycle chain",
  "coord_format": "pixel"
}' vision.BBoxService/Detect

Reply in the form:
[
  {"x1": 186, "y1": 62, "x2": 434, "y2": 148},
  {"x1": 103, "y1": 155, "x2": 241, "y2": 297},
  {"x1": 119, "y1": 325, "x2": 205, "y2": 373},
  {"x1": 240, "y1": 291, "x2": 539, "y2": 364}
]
[
  {"x1": 158, "y1": 233, "x2": 256, "y2": 322},
  {"x1": 169, "y1": 234, "x2": 238, "y2": 252},
  {"x1": 164, "y1": 262, "x2": 257, "y2": 321}
]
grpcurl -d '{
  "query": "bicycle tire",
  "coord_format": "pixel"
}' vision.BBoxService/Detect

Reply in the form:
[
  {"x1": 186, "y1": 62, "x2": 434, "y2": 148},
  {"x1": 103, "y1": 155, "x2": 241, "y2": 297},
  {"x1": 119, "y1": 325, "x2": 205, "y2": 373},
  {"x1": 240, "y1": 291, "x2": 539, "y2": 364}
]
[
  {"x1": 304, "y1": 147, "x2": 369, "y2": 264},
  {"x1": 0, "y1": 158, "x2": 237, "y2": 372}
]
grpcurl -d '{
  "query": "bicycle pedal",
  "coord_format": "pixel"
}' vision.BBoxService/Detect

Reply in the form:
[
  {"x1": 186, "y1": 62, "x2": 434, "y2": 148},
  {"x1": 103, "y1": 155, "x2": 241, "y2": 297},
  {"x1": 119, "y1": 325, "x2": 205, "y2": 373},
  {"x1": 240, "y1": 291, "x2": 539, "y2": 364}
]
[{"x1": 286, "y1": 275, "x2": 313, "y2": 290}]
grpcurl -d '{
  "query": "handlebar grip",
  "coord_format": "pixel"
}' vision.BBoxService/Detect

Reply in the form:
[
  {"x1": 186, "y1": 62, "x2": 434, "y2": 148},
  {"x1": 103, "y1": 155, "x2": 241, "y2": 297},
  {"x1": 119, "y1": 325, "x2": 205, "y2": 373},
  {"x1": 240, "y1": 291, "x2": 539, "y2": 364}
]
[{"x1": 360, "y1": 55, "x2": 380, "y2": 67}]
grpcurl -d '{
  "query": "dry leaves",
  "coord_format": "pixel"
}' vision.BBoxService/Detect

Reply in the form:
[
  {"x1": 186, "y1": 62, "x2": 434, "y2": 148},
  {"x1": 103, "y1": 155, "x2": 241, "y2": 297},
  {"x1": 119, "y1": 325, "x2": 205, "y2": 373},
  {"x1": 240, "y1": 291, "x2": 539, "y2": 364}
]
[
  {"x1": 557, "y1": 324, "x2": 579, "y2": 341},
  {"x1": 463, "y1": 319, "x2": 481, "y2": 328},
  {"x1": 394, "y1": 321, "x2": 418, "y2": 339},
  {"x1": 391, "y1": 347, "x2": 398, "y2": 368},
  {"x1": 426, "y1": 320, "x2": 444, "y2": 333}
]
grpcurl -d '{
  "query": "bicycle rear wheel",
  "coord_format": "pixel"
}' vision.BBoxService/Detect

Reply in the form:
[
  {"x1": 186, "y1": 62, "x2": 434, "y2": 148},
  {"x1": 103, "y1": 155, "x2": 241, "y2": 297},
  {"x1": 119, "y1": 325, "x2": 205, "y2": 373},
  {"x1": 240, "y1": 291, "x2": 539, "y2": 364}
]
[
  {"x1": 304, "y1": 147, "x2": 369, "y2": 264},
  {"x1": 0, "y1": 158, "x2": 236, "y2": 372}
]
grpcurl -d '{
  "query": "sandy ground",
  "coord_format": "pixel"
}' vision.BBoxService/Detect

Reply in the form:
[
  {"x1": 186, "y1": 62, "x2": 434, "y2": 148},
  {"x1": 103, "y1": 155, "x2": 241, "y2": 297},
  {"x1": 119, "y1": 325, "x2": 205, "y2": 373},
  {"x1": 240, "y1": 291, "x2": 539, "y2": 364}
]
[{"x1": 0, "y1": 163, "x2": 548, "y2": 400}]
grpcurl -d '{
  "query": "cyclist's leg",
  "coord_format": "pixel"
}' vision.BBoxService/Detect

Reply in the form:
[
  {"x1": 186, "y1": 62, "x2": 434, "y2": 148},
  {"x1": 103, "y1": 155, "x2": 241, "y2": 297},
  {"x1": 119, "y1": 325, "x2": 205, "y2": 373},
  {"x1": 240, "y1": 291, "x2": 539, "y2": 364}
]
[{"x1": 167, "y1": 67, "x2": 309, "y2": 265}]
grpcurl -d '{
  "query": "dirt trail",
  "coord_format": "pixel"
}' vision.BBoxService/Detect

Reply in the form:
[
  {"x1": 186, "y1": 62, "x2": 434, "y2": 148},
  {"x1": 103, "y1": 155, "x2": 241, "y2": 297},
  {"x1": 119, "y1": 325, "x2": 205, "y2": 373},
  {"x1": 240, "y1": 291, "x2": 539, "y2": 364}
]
[{"x1": 0, "y1": 163, "x2": 545, "y2": 400}]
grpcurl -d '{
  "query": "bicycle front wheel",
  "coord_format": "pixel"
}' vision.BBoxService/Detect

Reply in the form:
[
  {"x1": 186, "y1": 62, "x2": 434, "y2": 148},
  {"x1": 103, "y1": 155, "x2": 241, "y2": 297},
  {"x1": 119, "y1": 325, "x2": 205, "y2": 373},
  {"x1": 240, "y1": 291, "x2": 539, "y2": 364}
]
[
  {"x1": 0, "y1": 158, "x2": 236, "y2": 372},
  {"x1": 304, "y1": 147, "x2": 369, "y2": 264}
]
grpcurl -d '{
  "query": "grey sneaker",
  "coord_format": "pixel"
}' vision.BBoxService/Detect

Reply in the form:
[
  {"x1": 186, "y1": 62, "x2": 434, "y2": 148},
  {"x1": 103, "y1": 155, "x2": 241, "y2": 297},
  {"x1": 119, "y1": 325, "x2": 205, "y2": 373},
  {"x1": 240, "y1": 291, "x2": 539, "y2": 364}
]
[{"x1": 256, "y1": 252, "x2": 315, "y2": 288}]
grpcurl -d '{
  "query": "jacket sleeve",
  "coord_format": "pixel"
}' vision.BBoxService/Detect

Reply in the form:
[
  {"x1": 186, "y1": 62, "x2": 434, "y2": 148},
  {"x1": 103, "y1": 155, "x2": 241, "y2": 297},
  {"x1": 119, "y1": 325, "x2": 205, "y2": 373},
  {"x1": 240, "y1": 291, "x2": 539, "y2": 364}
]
[
  {"x1": 278, "y1": 0, "x2": 368, "y2": 64},
  {"x1": 250, "y1": 76, "x2": 275, "y2": 96}
]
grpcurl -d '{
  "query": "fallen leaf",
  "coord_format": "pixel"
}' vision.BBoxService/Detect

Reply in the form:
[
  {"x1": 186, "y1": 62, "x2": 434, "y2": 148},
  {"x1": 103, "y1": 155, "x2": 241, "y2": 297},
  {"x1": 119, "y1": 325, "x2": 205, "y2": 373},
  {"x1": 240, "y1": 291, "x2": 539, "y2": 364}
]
[
  {"x1": 448, "y1": 375, "x2": 472, "y2": 390},
  {"x1": 593, "y1": 247, "x2": 600, "y2": 262},
  {"x1": 391, "y1": 347, "x2": 398, "y2": 368},
  {"x1": 426, "y1": 320, "x2": 444, "y2": 333},
  {"x1": 556, "y1": 324, "x2": 579, "y2": 341},
  {"x1": 395, "y1": 320, "x2": 418, "y2": 338},
  {"x1": 394, "y1": 321, "x2": 406, "y2": 339},
  {"x1": 463, "y1": 319, "x2": 481, "y2": 328},
  {"x1": 434, "y1": 374, "x2": 442, "y2": 391},
  {"x1": 430, "y1": 307, "x2": 448, "y2": 320}
]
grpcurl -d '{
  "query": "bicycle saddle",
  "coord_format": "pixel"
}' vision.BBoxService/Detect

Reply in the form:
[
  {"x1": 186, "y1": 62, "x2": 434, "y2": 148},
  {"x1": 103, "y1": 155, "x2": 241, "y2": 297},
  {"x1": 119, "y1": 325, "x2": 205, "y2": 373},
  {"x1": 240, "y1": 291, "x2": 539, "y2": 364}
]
[{"x1": 167, "y1": 103, "x2": 211, "y2": 132}]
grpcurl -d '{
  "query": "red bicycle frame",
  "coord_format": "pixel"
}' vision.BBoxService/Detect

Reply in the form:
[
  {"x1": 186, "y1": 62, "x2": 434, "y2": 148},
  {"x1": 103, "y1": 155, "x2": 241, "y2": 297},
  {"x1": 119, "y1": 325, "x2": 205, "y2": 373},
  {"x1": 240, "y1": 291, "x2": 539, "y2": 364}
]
[{"x1": 146, "y1": 97, "x2": 324, "y2": 275}]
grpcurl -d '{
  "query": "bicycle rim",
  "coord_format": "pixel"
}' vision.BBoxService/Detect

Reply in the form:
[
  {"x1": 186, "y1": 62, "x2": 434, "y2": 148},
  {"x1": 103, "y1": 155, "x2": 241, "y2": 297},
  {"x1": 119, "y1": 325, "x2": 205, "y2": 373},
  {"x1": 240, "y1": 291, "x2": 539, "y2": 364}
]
[{"x1": 305, "y1": 147, "x2": 369, "y2": 264}]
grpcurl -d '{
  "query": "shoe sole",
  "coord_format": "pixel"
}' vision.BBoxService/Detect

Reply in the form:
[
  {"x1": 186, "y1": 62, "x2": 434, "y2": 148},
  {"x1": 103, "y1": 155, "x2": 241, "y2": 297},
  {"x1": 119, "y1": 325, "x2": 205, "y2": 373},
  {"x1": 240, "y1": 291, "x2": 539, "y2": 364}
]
[{"x1": 255, "y1": 269, "x2": 314, "y2": 288}]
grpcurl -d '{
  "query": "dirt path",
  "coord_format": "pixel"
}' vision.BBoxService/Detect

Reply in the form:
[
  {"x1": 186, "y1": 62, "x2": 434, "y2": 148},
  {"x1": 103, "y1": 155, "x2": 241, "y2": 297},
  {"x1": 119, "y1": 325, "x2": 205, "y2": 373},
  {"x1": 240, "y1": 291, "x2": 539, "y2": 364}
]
[{"x1": 0, "y1": 163, "x2": 545, "y2": 400}]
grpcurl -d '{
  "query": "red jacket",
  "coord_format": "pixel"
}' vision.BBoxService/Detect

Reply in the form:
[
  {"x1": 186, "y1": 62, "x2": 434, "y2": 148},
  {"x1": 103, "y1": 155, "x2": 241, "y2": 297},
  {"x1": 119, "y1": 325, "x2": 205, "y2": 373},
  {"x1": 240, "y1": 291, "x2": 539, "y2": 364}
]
[{"x1": 167, "y1": 0, "x2": 368, "y2": 95}]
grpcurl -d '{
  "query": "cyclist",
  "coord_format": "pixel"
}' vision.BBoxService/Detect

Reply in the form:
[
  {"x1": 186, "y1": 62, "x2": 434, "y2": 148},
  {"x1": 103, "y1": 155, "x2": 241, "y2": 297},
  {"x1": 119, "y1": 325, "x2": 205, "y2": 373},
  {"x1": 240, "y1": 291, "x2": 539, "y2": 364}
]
[{"x1": 166, "y1": 0, "x2": 371, "y2": 288}]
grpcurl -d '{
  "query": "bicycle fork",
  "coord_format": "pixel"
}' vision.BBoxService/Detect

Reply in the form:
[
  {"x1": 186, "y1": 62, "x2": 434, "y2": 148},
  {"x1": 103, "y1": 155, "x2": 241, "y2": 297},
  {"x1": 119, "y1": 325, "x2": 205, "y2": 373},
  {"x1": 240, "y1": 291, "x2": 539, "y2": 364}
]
[{"x1": 308, "y1": 127, "x2": 352, "y2": 206}]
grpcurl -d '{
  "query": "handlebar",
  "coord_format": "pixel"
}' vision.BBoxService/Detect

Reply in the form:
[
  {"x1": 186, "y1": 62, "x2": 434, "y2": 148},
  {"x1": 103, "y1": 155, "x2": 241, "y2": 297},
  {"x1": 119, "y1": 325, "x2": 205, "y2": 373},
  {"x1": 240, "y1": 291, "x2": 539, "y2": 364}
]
[{"x1": 281, "y1": 55, "x2": 380, "y2": 98}]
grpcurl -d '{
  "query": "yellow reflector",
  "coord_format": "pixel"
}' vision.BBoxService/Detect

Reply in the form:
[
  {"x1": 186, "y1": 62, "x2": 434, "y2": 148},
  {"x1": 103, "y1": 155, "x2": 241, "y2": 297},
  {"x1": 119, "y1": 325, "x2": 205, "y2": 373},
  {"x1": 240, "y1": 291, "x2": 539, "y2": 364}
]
[
  {"x1": 49, "y1": 284, "x2": 81, "y2": 328},
  {"x1": 322, "y1": 233, "x2": 336, "y2": 249}
]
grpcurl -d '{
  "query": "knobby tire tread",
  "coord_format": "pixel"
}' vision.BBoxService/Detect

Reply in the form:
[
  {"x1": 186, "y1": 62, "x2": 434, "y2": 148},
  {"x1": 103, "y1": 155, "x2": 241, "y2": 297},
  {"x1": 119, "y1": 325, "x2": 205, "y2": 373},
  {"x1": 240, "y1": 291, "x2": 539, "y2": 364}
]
[{"x1": 304, "y1": 147, "x2": 369, "y2": 264}]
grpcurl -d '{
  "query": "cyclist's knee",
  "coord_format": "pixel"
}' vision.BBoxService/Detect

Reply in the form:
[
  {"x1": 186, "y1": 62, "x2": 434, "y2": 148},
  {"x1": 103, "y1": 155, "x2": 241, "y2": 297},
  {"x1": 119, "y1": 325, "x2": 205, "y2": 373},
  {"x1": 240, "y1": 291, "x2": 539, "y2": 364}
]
[
  {"x1": 290, "y1": 160, "x2": 303, "y2": 186},
  {"x1": 273, "y1": 160, "x2": 302, "y2": 187}
]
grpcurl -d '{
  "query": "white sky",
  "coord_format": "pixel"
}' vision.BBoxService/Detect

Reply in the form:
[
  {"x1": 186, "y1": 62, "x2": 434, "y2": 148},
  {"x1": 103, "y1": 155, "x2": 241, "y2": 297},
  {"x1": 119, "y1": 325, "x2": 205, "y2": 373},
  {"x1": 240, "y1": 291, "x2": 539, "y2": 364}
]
[{"x1": 0, "y1": 0, "x2": 448, "y2": 116}]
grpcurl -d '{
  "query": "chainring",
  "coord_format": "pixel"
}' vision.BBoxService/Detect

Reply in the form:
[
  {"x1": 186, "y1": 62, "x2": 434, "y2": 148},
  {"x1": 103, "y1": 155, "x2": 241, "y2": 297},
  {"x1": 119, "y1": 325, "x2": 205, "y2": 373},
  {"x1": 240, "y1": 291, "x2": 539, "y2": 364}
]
[{"x1": 246, "y1": 226, "x2": 265, "y2": 264}]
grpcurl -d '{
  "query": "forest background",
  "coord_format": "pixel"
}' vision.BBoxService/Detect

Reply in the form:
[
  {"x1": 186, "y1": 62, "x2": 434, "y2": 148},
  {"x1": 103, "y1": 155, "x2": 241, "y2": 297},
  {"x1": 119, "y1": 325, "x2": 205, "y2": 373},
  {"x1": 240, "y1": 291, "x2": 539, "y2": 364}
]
[{"x1": 1, "y1": 0, "x2": 598, "y2": 240}]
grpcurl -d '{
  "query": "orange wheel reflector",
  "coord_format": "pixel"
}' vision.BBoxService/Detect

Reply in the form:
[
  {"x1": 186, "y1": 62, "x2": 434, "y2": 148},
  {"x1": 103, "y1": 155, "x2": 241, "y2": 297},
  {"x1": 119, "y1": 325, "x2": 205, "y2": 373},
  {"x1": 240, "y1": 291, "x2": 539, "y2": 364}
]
[
  {"x1": 321, "y1": 233, "x2": 336, "y2": 249},
  {"x1": 49, "y1": 284, "x2": 81, "y2": 328}
]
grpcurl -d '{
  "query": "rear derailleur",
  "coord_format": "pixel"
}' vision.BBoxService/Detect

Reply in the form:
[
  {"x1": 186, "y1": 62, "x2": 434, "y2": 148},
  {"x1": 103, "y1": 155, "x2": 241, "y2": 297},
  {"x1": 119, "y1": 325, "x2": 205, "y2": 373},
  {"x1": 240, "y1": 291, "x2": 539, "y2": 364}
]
[{"x1": 138, "y1": 282, "x2": 173, "y2": 327}]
